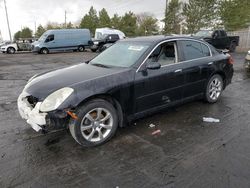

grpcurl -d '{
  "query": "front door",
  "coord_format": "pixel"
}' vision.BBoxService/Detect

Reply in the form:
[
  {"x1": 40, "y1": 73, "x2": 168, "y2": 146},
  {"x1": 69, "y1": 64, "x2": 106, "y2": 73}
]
[{"x1": 134, "y1": 41, "x2": 185, "y2": 113}]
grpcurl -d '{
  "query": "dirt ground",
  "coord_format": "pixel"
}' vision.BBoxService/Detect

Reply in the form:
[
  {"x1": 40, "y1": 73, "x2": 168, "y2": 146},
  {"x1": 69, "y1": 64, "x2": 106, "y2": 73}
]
[{"x1": 0, "y1": 50, "x2": 249, "y2": 188}]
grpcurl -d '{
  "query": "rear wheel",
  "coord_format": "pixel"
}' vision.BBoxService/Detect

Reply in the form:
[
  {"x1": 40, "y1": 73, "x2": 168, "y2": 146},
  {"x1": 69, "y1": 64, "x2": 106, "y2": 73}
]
[
  {"x1": 40, "y1": 48, "x2": 49, "y2": 54},
  {"x1": 69, "y1": 99, "x2": 118, "y2": 147},
  {"x1": 78, "y1": 45, "x2": 85, "y2": 52},
  {"x1": 7, "y1": 47, "x2": 15, "y2": 54},
  {"x1": 91, "y1": 49, "x2": 97, "y2": 52},
  {"x1": 229, "y1": 42, "x2": 236, "y2": 52},
  {"x1": 205, "y1": 74, "x2": 223, "y2": 103}
]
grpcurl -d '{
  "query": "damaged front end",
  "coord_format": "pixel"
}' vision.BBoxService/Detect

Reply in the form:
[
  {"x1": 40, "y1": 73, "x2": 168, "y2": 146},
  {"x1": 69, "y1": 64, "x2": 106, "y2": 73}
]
[{"x1": 17, "y1": 91, "x2": 72, "y2": 133}]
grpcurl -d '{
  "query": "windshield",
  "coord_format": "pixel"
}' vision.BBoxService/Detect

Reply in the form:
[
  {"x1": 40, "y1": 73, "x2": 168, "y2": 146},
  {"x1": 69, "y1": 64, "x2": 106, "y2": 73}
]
[
  {"x1": 194, "y1": 30, "x2": 213, "y2": 37},
  {"x1": 38, "y1": 33, "x2": 48, "y2": 42},
  {"x1": 90, "y1": 42, "x2": 150, "y2": 68}
]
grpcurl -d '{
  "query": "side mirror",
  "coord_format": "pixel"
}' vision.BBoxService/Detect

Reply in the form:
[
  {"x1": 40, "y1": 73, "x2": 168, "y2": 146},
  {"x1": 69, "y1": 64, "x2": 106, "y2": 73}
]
[{"x1": 146, "y1": 62, "x2": 161, "y2": 70}]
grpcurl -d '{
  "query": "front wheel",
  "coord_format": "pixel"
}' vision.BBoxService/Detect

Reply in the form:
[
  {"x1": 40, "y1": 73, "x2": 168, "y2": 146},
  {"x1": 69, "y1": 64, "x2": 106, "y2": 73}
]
[
  {"x1": 205, "y1": 74, "x2": 223, "y2": 103},
  {"x1": 7, "y1": 47, "x2": 15, "y2": 54},
  {"x1": 78, "y1": 45, "x2": 85, "y2": 52},
  {"x1": 40, "y1": 48, "x2": 49, "y2": 54},
  {"x1": 69, "y1": 99, "x2": 118, "y2": 147}
]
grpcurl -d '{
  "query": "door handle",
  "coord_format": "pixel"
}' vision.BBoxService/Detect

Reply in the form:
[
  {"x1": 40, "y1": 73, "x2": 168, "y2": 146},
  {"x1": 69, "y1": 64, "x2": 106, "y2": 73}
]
[
  {"x1": 174, "y1": 69, "x2": 182, "y2": 73},
  {"x1": 208, "y1": 62, "x2": 213, "y2": 65}
]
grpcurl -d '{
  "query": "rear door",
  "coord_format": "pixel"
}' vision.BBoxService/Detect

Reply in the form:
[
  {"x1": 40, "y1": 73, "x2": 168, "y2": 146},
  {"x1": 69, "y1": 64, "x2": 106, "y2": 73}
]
[{"x1": 179, "y1": 40, "x2": 214, "y2": 99}]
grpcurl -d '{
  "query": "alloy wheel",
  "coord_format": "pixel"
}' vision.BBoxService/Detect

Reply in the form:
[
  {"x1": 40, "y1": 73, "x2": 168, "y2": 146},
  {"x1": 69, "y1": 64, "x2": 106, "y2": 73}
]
[
  {"x1": 80, "y1": 108, "x2": 113, "y2": 142},
  {"x1": 209, "y1": 78, "x2": 222, "y2": 100}
]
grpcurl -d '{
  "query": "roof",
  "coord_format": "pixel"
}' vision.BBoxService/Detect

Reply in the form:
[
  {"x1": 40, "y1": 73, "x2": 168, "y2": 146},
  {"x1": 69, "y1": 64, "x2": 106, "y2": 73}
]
[{"x1": 122, "y1": 35, "x2": 200, "y2": 44}]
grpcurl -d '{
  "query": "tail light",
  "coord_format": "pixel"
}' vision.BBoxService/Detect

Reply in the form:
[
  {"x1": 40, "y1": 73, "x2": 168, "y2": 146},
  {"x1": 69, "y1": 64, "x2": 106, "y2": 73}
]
[{"x1": 228, "y1": 55, "x2": 234, "y2": 65}]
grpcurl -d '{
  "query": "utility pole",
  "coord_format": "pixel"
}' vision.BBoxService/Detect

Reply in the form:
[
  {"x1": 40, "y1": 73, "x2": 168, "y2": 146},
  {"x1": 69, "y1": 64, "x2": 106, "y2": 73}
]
[
  {"x1": 65, "y1": 10, "x2": 67, "y2": 28},
  {"x1": 34, "y1": 21, "x2": 37, "y2": 36},
  {"x1": 164, "y1": 0, "x2": 168, "y2": 33},
  {"x1": 4, "y1": 0, "x2": 12, "y2": 41}
]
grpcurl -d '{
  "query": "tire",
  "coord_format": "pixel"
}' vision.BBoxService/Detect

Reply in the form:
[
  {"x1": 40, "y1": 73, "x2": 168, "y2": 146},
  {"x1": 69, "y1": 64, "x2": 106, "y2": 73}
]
[
  {"x1": 69, "y1": 99, "x2": 118, "y2": 147},
  {"x1": 78, "y1": 45, "x2": 85, "y2": 52},
  {"x1": 91, "y1": 49, "x2": 97, "y2": 52},
  {"x1": 7, "y1": 47, "x2": 15, "y2": 54},
  {"x1": 229, "y1": 42, "x2": 236, "y2": 52},
  {"x1": 205, "y1": 74, "x2": 223, "y2": 103},
  {"x1": 40, "y1": 48, "x2": 49, "y2": 54}
]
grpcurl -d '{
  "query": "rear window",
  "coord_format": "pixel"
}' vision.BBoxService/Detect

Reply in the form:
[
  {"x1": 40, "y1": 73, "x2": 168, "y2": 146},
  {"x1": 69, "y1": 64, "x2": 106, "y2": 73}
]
[{"x1": 181, "y1": 40, "x2": 211, "y2": 61}]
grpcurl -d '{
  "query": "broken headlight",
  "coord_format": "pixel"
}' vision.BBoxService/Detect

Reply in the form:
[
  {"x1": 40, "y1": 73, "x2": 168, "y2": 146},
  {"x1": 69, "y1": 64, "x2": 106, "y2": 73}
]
[{"x1": 40, "y1": 87, "x2": 74, "y2": 112}]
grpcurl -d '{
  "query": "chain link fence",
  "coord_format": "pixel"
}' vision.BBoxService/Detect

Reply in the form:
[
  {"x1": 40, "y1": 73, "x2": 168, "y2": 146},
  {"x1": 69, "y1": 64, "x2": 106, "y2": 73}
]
[{"x1": 228, "y1": 27, "x2": 250, "y2": 52}]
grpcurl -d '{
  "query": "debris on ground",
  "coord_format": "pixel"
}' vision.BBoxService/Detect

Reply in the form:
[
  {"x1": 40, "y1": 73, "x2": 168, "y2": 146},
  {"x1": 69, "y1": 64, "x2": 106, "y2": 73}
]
[
  {"x1": 152, "y1": 129, "x2": 161, "y2": 135},
  {"x1": 149, "y1": 123, "x2": 156, "y2": 128},
  {"x1": 203, "y1": 117, "x2": 220, "y2": 123}
]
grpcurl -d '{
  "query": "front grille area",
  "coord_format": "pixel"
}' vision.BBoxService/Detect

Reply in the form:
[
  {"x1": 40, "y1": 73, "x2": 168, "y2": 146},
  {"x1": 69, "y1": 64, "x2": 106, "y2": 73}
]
[{"x1": 27, "y1": 95, "x2": 38, "y2": 108}]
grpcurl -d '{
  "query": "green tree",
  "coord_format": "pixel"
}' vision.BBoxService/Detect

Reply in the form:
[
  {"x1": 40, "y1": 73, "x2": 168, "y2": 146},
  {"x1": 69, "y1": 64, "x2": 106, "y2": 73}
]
[
  {"x1": 14, "y1": 27, "x2": 33, "y2": 40},
  {"x1": 136, "y1": 13, "x2": 159, "y2": 36},
  {"x1": 21, "y1": 27, "x2": 33, "y2": 38},
  {"x1": 14, "y1": 31, "x2": 21, "y2": 41},
  {"x1": 99, "y1": 8, "x2": 111, "y2": 28},
  {"x1": 164, "y1": 0, "x2": 182, "y2": 34},
  {"x1": 35, "y1": 25, "x2": 46, "y2": 38},
  {"x1": 111, "y1": 13, "x2": 121, "y2": 29},
  {"x1": 80, "y1": 6, "x2": 99, "y2": 35},
  {"x1": 120, "y1": 12, "x2": 137, "y2": 37},
  {"x1": 182, "y1": 0, "x2": 218, "y2": 34},
  {"x1": 219, "y1": 0, "x2": 250, "y2": 31}
]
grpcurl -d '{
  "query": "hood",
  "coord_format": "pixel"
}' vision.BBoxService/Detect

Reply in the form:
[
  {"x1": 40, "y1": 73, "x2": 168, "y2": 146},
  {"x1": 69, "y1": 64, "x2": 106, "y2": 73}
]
[{"x1": 24, "y1": 63, "x2": 128, "y2": 99}]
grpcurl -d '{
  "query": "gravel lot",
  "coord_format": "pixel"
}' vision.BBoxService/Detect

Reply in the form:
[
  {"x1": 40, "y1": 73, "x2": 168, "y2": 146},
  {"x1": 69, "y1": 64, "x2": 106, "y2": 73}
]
[{"x1": 0, "y1": 51, "x2": 249, "y2": 188}]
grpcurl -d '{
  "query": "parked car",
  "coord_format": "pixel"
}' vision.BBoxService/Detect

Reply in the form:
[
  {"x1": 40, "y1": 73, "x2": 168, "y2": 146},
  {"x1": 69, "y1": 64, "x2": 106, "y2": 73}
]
[
  {"x1": 244, "y1": 50, "x2": 250, "y2": 71},
  {"x1": 32, "y1": 29, "x2": 91, "y2": 54},
  {"x1": 91, "y1": 34, "x2": 120, "y2": 52},
  {"x1": 0, "y1": 41, "x2": 11, "y2": 48},
  {"x1": 194, "y1": 29, "x2": 239, "y2": 52},
  {"x1": 17, "y1": 36, "x2": 234, "y2": 147},
  {"x1": 1, "y1": 41, "x2": 32, "y2": 54},
  {"x1": 90, "y1": 28, "x2": 125, "y2": 52}
]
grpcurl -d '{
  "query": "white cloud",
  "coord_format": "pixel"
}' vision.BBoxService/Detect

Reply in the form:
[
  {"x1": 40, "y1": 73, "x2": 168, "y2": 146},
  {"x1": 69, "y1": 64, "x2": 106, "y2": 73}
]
[{"x1": 0, "y1": 0, "x2": 169, "y2": 40}]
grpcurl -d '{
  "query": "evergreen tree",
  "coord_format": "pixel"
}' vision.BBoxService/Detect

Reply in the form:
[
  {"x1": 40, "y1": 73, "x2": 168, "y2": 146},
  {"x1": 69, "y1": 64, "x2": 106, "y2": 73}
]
[
  {"x1": 219, "y1": 0, "x2": 250, "y2": 31},
  {"x1": 111, "y1": 14, "x2": 121, "y2": 29},
  {"x1": 182, "y1": 0, "x2": 218, "y2": 34},
  {"x1": 164, "y1": 0, "x2": 182, "y2": 34},
  {"x1": 120, "y1": 12, "x2": 137, "y2": 37},
  {"x1": 35, "y1": 25, "x2": 46, "y2": 38},
  {"x1": 80, "y1": 6, "x2": 99, "y2": 36},
  {"x1": 99, "y1": 8, "x2": 111, "y2": 28}
]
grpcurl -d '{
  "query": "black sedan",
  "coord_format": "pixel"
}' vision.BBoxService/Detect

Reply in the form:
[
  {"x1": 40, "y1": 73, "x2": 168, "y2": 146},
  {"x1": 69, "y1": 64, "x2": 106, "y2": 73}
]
[{"x1": 17, "y1": 36, "x2": 234, "y2": 147}]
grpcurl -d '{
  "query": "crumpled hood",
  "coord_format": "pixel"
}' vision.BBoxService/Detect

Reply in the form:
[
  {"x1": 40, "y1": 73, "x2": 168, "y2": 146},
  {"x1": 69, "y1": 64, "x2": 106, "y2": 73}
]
[{"x1": 24, "y1": 63, "x2": 128, "y2": 100}]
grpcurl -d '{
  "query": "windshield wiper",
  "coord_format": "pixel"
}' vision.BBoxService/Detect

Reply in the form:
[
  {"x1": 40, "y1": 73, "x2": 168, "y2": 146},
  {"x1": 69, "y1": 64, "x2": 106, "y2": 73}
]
[{"x1": 91, "y1": 63, "x2": 111, "y2": 68}]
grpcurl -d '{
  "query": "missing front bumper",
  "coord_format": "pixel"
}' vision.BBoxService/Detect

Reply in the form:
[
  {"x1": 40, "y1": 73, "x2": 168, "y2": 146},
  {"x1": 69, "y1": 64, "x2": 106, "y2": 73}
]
[{"x1": 17, "y1": 93, "x2": 47, "y2": 132}]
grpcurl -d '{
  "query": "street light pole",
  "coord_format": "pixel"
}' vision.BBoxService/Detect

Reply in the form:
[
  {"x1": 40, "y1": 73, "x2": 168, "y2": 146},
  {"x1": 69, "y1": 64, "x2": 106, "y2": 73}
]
[{"x1": 4, "y1": 0, "x2": 12, "y2": 41}]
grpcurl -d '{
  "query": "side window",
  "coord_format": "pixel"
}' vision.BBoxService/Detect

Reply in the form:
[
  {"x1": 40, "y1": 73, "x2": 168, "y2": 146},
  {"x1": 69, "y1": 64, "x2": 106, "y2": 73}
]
[
  {"x1": 181, "y1": 41, "x2": 210, "y2": 61},
  {"x1": 201, "y1": 43, "x2": 211, "y2": 57},
  {"x1": 45, "y1": 34, "x2": 54, "y2": 43},
  {"x1": 147, "y1": 42, "x2": 177, "y2": 66}
]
